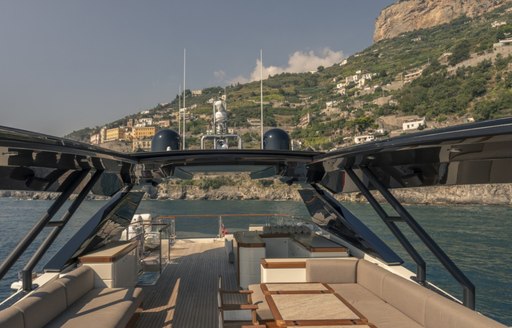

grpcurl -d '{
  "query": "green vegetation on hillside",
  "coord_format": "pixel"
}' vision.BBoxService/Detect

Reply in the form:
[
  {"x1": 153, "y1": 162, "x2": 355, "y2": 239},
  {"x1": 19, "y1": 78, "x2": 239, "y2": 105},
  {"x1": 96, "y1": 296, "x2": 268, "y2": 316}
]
[{"x1": 66, "y1": 3, "x2": 512, "y2": 151}]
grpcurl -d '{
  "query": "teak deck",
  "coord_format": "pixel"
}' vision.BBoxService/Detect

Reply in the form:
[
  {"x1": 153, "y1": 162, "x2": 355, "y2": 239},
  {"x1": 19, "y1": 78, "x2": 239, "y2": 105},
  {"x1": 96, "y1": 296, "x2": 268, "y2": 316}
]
[{"x1": 136, "y1": 240, "x2": 240, "y2": 328}]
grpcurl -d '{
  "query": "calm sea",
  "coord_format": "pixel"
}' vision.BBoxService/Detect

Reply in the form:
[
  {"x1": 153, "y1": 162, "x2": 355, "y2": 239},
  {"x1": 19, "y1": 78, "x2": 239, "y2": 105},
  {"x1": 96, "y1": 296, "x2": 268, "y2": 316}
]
[{"x1": 0, "y1": 198, "x2": 510, "y2": 325}]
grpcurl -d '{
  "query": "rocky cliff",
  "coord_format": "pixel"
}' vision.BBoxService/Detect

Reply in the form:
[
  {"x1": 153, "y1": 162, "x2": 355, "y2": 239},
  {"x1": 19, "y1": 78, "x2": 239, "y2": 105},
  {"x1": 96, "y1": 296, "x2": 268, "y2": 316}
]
[
  {"x1": 2, "y1": 182, "x2": 511, "y2": 205},
  {"x1": 374, "y1": 0, "x2": 511, "y2": 42}
]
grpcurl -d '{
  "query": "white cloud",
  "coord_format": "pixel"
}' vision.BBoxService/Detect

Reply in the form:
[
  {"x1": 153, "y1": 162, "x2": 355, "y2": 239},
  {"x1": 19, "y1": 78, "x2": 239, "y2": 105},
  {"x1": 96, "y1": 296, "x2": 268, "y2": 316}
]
[
  {"x1": 213, "y1": 70, "x2": 226, "y2": 82},
  {"x1": 231, "y1": 48, "x2": 344, "y2": 84}
]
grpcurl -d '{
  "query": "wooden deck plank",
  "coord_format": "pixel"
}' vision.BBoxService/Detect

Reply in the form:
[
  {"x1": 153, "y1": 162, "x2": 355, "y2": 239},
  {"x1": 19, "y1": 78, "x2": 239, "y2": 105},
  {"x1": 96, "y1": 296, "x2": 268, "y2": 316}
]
[{"x1": 136, "y1": 240, "x2": 241, "y2": 328}]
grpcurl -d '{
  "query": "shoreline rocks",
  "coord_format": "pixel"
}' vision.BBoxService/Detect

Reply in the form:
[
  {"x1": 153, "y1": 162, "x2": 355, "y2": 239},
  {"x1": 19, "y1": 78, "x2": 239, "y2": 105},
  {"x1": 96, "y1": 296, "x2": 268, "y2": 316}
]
[{"x1": 1, "y1": 182, "x2": 511, "y2": 206}]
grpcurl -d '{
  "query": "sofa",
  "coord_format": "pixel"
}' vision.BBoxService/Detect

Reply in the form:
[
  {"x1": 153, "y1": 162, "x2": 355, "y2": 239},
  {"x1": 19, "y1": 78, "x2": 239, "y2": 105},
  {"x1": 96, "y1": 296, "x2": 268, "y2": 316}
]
[
  {"x1": 0, "y1": 266, "x2": 143, "y2": 328},
  {"x1": 250, "y1": 258, "x2": 506, "y2": 328}
]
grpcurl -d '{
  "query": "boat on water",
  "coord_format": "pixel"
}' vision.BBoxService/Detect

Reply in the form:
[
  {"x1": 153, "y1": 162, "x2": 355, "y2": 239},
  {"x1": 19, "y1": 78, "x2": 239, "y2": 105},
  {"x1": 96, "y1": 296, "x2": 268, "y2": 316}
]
[{"x1": 0, "y1": 118, "x2": 511, "y2": 327}]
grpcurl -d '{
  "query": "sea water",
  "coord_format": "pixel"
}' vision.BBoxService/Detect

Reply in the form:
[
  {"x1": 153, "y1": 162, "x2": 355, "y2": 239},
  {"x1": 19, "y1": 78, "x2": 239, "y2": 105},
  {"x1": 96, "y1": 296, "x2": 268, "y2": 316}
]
[{"x1": 0, "y1": 198, "x2": 510, "y2": 325}]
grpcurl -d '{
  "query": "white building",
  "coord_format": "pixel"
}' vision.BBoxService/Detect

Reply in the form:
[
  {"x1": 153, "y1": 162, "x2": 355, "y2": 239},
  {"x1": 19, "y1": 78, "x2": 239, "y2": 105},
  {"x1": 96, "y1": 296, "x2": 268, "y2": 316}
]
[
  {"x1": 136, "y1": 118, "x2": 153, "y2": 127},
  {"x1": 354, "y1": 135, "x2": 375, "y2": 144},
  {"x1": 99, "y1": 127, "x2": 107, "y2": 143},
  {"x1": 403, "y1": 117, "x2": 426, "y2": 131},
  {"x1": 325, "y1": 101, "x2": 338, "y2": 108},
  {"x1": 494, "y1": 38, "x2": 512, "y2": 47},
  {"x1": 156, "y1": 120, "x2": 171, "y2": 128},
  {"x1": 192, "y1": 90, "x2": 203, "y2": 96},
  {"x1": 492, "y1": 20, "x2": 507, "y2": 28},
  {"x1": 90, "y1": 134, "x2": 101, "y2": 145},
  {"x1": 404, "y1": 69, "x2": 423, "y2": 83},
  {"x1": 336, "y1": 82, "x2": 346, "y2": 89}
]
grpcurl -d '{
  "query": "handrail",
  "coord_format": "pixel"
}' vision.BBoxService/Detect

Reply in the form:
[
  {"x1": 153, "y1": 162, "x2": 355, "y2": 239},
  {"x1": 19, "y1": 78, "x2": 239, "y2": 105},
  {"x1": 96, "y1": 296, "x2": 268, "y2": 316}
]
[{"x1": 157, "y1": 213, "x2": 295, "y2": 219}]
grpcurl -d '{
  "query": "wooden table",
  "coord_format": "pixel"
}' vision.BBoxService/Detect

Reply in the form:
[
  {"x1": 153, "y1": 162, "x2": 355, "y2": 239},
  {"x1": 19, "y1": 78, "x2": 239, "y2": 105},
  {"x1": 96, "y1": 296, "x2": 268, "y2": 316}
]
[{"x1": 260, "y1": 283, "x2": 374, "y2": 327}]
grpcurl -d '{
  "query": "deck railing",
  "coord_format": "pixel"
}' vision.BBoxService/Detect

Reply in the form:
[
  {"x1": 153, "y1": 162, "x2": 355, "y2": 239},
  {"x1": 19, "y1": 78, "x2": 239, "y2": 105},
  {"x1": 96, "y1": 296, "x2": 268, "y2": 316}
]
[
  {"x1": 121, "y1": 219, "x2": 175, "y2": 285},
  {"x1": 155, "y1": 214, "x2": 311, "y2": 239}
]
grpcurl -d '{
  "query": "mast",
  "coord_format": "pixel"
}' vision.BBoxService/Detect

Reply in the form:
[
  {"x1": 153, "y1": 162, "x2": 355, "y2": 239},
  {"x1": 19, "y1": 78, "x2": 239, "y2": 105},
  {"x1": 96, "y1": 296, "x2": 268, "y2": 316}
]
[
  {"x1": 260, "y1": 49, "x2": 264, "y2": 149},
  {"x1": 178, "y1": 85, "x2": 181, "y2": 136},
  {"x1": 183, "y1": 48, "x2": 186, "y2": 150}
]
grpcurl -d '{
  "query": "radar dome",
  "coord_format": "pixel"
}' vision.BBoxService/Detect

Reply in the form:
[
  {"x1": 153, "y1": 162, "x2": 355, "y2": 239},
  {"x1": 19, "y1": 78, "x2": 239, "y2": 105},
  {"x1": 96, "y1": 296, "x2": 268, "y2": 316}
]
[
  {"x1": 151, "y1": 129, "x2": 180, "y2": 152},
  {"x1": 263, "y1": 128, "x2": 290, "y2": 150}
]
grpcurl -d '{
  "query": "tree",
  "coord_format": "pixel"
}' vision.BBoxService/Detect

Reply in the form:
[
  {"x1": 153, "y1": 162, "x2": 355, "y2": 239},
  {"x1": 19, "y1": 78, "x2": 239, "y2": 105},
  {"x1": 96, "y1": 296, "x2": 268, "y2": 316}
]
[{"x1": 449, "y1": 40, "x2": 471, "y2": 66}]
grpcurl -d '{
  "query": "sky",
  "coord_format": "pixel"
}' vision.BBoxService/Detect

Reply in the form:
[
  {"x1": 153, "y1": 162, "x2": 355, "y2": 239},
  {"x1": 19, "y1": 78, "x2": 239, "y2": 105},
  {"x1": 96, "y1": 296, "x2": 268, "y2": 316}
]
[{"x1": 0, "y1": 0, "x2": 395, "y2": 136}]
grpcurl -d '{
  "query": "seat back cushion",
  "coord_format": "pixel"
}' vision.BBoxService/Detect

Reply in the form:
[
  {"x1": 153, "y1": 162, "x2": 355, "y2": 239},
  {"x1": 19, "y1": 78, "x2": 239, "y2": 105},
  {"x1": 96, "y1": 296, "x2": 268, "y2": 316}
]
[
  {"x1": 47, "y1": 287, "x2": 143, "y2": 328},
  {"x1": 57, "y1": 266, "x2": 95, "y2": 306},
  {"x1": 425, "y1": 293, "x2": 506, "y2": 328},
  {"x1": 306, "y1": 258, "x2": 358, "y2": 283},
  {"x1": 356, "y1": 259, "x2": 390, "y2": 298},
  {"x1": 0, "y1": 306, "x2": 24, "y2": 328},
  {"x1": 13, "y1": 281, "x2": 67, "y2": 328},
  {"x1": 381, "y1": 272, "x2": 429, "y2": 326}
]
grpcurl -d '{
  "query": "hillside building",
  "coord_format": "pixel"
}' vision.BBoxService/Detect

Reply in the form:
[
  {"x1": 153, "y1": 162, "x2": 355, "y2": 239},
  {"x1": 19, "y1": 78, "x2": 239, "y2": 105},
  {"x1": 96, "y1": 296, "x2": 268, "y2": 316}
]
[
  {"x1": 105, "y1": 127, "x2": 125, "y2": 142},
  {"x1": 133, "y1": 126, "x2": 157, "y2": 139},
  {"x1": 156, "y1": 120, "x2": 171, "y2": 128},
  {"x1": 404, "y1": 69, "x2": 423, "y2": 83},
  {"x1": 354, "y1": 135, "x2": 375, "y2": 144},
  {"x1": 192, "y1": 90, "x2": 203, "y2": 96},
  {"x1": 403, "y1": 117, "x2": 426, "y2": 131},
  {"x1": 136, "y1": 118, "x2": 153, "y2": 127},
  {"x1": 99, "y1": 127, "x2": 107, "y2": 143},
  {"x1": 494, "y1": 38, "x2": 512, "y2": 48},
  {"x1": 491, "y1": 20, "x2": 507, "y2": 28},
  {"x1": 326, "y1": 101, "x2": 338, "y2": 108},
  {"x1": 89, "y1": 134, "x2": 101, "y2": 145},
  {"x1": 132, "y1": 138, "x2": 152, "y2": 152}
]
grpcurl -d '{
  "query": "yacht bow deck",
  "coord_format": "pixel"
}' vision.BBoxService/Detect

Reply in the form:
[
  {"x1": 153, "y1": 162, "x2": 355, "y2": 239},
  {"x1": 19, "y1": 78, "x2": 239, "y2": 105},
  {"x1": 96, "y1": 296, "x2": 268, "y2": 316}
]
[{"x1": 136, "y1": 239, "x2": 238, "y2": 328}]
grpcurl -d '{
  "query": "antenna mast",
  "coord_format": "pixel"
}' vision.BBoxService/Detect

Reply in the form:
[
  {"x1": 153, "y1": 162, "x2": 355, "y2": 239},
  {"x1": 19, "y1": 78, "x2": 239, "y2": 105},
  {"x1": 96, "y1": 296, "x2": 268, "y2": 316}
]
[
  {"x1": 178, "y1": 85, "x2": 181, "y2": 136},
  {"x1": 183, "y1": 48, "x2": 186, "y2": 149},
  {"x1": 260, "y1": 49, "x2": 264, "y2": 149}
]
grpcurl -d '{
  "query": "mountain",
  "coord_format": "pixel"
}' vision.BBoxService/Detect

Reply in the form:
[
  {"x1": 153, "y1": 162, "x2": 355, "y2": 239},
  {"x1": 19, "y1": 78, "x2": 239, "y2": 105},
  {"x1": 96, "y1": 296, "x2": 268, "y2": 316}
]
[
  {"x1": 374, "y1": 0, "x2": 512, "y2": 42},
  {"x1": 66, "y1": 1, "x2": 512, "y2": 151}
]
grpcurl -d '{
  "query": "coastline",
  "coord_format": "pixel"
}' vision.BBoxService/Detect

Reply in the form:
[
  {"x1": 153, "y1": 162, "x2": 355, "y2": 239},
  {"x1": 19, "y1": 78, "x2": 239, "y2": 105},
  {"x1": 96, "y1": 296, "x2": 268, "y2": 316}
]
[{"x1": 2, "y1": 181, "x2": 511, "y2": 206}]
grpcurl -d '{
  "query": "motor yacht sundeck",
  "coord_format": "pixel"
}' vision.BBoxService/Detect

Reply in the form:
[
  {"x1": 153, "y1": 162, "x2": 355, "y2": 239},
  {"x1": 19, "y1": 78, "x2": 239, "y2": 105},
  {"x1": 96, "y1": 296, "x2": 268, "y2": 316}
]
[{"x1": 0, "y1": 118, "x2": 511, "y2": 327}]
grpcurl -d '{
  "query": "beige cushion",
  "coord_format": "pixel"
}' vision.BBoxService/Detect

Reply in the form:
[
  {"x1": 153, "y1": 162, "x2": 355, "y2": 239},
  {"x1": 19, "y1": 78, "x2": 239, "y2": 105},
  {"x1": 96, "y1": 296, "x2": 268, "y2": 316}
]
[
  {"x1": 425, "y1": 292, "x2": 506, "y2": 328},
  {"x1": 13, "y1": 281, "x2": 67, "y2": 328},
  {"x1": 0, "y1": 306, "x2": 24, "y2": 328},
  {"x1": 247, "y1": 284, "x2": 272, "y2": 321},
  {"x1": 328, "y1": 283, "x2": 381, "y2": 304},
  {"x1": 330, "y1": 282, "x2": 422, "y2": 328},
  {"x1": 56, "y1": 266, "x2": 94, "y2": 306},
  {"x1": 47, "y1": 287, "x2": 143, "y2": 328},
  {"x1": 381, "y1": 272, "x2": 428, "y2": 326},
  {"x1": 356, "y1": 260, "x2": 390, "y2": 298},
  {"x1": 306, "y1": 258, "x2": 358, "y2": 283},
  {"x1": 356, "y1": 298, "x2": 424, "y2": 328}
]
